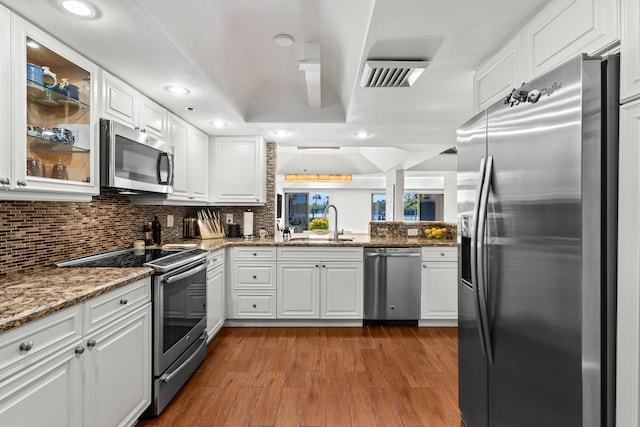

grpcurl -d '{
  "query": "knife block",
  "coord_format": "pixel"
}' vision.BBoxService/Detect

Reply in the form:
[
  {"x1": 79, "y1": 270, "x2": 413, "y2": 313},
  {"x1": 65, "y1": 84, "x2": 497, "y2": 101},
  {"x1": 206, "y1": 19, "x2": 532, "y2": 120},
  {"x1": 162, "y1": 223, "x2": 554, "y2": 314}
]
[{"x1": 197, "y1": 219, "x2": 224, "y2": 239}]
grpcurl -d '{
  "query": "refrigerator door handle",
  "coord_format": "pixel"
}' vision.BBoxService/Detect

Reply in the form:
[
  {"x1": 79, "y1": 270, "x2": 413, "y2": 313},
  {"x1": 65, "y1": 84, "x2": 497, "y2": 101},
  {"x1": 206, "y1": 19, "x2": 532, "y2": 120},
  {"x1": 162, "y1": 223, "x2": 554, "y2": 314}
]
[
  {"x1": 477, "y1": 155, "x2": 494, "y2": 363},
  {"x1": 471, "y1": 157, "x2": 489, "y2": 358}
]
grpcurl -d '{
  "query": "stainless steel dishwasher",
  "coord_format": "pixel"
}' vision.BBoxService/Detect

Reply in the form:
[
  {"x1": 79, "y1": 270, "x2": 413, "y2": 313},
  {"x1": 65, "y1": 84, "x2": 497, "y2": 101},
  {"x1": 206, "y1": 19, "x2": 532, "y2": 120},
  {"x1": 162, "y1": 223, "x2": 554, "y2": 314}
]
[{"x1": 364, "y1": 247, "x2": 422, "y2": 325}]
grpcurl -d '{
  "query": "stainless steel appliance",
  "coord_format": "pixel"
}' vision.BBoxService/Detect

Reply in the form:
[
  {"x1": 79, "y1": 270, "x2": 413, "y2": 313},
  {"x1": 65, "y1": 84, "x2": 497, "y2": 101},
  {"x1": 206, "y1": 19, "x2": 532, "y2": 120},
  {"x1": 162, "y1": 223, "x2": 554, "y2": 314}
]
[
  {"x1": 457, "y1": 54, "x2": 618, "y2": 427},
  {"x1": 99, "y1": 118, "x2": 174, "y2": 194},
  {"x1": 364, "y1": 247, "x2": 421, "y2": 325},
  {"x1": 56, "y1": 248, "x2": 208, "y2": 417}
]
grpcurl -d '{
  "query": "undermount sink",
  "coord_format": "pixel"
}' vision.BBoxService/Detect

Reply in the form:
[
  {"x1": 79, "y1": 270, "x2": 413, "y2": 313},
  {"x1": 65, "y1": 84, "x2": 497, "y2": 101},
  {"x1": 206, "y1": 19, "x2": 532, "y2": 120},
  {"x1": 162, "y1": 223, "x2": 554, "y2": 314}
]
[{"x1": 288, "y1": 236, "x2": 354, "y2": 242}]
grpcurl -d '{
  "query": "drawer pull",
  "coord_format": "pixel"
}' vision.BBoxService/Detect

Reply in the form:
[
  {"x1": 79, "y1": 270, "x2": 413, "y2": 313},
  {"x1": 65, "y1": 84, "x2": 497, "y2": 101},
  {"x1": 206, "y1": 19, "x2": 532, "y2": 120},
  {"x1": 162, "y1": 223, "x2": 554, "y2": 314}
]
[
  {"x1": 19, "y1": 341, "x2": 33, "y2": 352},
  {"x1": 87, "y1": 339, "x2": 97, "y2": 347},
  {"x1": 75, "y1": 346, "x2": 85, "y2": 355},
  {"x1": 120, "y1": 298, "x2": 128, "y2": 305}
]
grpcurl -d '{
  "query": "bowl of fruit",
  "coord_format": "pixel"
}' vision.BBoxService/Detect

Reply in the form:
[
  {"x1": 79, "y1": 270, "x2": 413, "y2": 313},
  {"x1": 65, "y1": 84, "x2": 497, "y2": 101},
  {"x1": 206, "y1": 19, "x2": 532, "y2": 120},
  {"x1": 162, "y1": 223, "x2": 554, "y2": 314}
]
[
  {"x1": 424, "y1": 226, "x2": 449, "y2": 239},
  {"x1": 309, "y1": 218, "x2": 330, "y2": 234}
]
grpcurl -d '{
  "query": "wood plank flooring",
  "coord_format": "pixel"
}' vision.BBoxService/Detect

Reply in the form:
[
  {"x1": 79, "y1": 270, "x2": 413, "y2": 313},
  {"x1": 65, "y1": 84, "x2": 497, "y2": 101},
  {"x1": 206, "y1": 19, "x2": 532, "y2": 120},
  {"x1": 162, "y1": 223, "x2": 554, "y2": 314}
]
[{"x1": 136, "y1": 326, "x2": 463, "y2": 427}]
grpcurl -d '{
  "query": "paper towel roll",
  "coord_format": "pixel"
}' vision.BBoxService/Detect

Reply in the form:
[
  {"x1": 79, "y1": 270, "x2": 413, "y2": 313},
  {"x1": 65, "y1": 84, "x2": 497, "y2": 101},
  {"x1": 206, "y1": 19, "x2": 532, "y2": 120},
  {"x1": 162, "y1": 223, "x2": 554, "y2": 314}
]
[{"x1": 243, "y1": 211, "x2": 254, "y2": 236}]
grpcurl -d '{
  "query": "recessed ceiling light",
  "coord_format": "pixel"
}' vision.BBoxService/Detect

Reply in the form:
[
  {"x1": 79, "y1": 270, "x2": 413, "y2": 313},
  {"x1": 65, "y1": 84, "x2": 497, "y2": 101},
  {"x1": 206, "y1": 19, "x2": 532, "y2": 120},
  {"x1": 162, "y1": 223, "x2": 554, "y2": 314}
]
[
  {"x1": 212, "y1": 120, "x2": 228, "y2": 128},
  {"x1": 26, "y1": 40, "x2": 40, "y2": 49},
  {"x1": 273, "y1": 34, "x2": 295, "y2": 48},
  {"x1": 58, "y1": 0, "x2": 98, "y2": 19},
  {"x1": 165, "y1": 85, "x2": 190, "y2": 95},
  {"x1": 357, "y1": 131, "x2": 370, "y2": 139},
  {"x1": 274, "y1": 130, "x2": 290, "y2": 137}
]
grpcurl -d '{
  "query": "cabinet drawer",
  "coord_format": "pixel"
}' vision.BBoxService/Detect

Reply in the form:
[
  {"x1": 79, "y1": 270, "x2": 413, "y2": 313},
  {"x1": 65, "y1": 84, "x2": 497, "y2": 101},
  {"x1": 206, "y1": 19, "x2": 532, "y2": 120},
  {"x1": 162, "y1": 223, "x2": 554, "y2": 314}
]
[
  {"x1": 233, "y1": 292, "x2": 276, "y2": 318},
  {"x1": 277, "y1": 247, "x2": 363, "y2": 262},
  {"x1": 83, "y1": 278, "x2": 151, "y2": 334},
  {"x1": 0, "y1": 305, "x2": 82, "y2": 381},
  {"x1": 232, "y1": 247, "x2": 276, "y2": 261},
  {"x1": 422, "y1": 247, "x2": 457, "y2": 262},
  {"x1": 207, "y1": 250, "x2": 225, "y2": 270},
  {"x1": 234, "y1": 264, "x2": 276, "y2": 289}
]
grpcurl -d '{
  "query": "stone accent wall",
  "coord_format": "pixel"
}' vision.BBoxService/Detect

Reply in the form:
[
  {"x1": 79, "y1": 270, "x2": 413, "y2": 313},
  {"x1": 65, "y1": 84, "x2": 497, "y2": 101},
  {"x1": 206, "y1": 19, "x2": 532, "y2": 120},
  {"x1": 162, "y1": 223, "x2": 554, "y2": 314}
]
[
  {"x1": 0, "y1": 142, "x2": 277, "y2": 276},
  {"x1": 369, "y1": 221, "x2": 457, "y2": 240}
]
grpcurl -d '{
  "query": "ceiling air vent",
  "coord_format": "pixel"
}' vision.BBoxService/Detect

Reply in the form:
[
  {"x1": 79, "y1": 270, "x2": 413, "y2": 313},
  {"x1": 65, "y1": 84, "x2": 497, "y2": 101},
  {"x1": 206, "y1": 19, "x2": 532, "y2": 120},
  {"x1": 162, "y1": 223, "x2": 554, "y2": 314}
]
[{"x1": 360, "y1": 60, "x2": 429, "y2": 88}]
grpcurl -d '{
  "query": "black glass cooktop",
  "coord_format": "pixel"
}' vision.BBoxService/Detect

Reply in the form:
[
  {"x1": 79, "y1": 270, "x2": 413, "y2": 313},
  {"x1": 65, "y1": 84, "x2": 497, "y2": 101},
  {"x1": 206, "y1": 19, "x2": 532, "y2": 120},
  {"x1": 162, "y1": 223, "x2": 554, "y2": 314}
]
[{"x1": 56, "y1": 248, "x2": 208, "y2": 272}]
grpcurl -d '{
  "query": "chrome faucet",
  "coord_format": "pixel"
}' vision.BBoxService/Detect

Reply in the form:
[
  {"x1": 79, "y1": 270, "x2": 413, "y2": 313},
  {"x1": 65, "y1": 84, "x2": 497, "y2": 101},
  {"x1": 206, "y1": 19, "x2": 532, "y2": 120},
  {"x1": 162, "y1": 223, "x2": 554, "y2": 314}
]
[{"x1": 322, "y1": 204, "x2": 339, "y2": 240}]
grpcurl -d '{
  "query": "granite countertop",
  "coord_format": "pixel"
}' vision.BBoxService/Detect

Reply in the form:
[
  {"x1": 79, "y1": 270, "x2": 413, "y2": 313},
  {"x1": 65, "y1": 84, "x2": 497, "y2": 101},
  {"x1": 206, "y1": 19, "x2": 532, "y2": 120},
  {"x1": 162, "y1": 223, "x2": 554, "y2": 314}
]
[{"x1": 0, "y1": 267, "x2": 153, "y2": 333}]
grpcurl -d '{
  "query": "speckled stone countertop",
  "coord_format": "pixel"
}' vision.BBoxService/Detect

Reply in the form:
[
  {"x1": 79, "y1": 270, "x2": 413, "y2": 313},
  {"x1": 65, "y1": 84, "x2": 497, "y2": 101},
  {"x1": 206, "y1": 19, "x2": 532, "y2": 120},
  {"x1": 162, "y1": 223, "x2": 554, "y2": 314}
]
[{"x1": 0, "y1": 267, "x2": 153, "y2": 333}]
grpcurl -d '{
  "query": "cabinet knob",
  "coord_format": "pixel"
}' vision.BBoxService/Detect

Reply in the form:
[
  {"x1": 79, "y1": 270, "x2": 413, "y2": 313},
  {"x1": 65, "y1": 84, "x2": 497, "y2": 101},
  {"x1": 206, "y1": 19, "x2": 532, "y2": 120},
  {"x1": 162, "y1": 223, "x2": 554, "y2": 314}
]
[
  {"x1": 19, "y1": 341, "x2": 33, "y2": 352},
  {"x1": 87, "y1": 339, "x2": 96, "y2": 347},
  {"x1": 141, "y1": 128, "x2": 146, "y2": 133},
  {"x1": 16, "y1": 180, "x2": 27, "y2": 187},
  {"x1": 252, "y1": 275, "x2": 257, "y2": 279},
  {"x1": 315, "y1": 264, "x2": 319, "y2": 268},
  {"x1": 440, "y1": 253, "x2": 445, "y2": 256},
  {"x1": 252, "y1": 304, "x2": 257, "y2": 308},
  {"x1": 423, "y1": 264, "x2": 427, "y2": 268},
  {"x1": 75, "y1": 346, "x2": 85, "y2": 355},
  {"x1": 134, "y1": 127, "x2": 140, "y2": 131},
  {"x1": 390, "y1": 305, "x2": 396, "y2": 310},
  {"x1": 0, "y1": 177, "x2": 9, "y2": 185},
  {"x1": 252, "y1": 252, "x2": 257, "y2": 256},
  {"x1": 322, "y1": 264, "x2": 326, "y2": 268},
  {"x1": 120, "y1": 298, "x2": 128, "y2": 305}
]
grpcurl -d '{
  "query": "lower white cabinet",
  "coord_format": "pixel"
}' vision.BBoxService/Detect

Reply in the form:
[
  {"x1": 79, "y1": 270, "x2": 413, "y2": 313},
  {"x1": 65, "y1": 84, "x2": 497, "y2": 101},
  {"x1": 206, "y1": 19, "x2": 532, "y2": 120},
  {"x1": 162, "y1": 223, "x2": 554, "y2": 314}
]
[
  {"x1": 320, "y1": 262, "x2": 363, "y2": 319},
  {"x1": 228, "y1": 247, "x2": 277, "y2": 319},
  {"x1": 421, "y1": 247, "x2": 458, "y2": 322},
  {"x1": 206, "y1": 250, "x2": 225, "y2": 339},
  {"x1": 277, "y1": 262, "x2": 320, "y2": 318},
  {"x1": 0, "y1": 278, "x2": 152, "y2": 427}
]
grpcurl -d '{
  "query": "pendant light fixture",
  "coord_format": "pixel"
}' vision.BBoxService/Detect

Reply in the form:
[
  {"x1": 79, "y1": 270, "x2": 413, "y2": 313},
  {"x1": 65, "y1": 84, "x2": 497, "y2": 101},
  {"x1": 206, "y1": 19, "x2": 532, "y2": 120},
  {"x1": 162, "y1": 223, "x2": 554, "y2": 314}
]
[{"x1": 284, "y1": 147, "x2": 352, "y2": 182}]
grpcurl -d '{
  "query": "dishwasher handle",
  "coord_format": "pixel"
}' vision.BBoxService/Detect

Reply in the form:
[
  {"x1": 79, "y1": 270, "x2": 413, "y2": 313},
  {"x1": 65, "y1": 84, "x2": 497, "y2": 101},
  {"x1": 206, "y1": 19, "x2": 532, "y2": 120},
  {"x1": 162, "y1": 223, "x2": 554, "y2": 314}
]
[{"x1": 366, "y1": 252, "x2": 421, "y2": 257}]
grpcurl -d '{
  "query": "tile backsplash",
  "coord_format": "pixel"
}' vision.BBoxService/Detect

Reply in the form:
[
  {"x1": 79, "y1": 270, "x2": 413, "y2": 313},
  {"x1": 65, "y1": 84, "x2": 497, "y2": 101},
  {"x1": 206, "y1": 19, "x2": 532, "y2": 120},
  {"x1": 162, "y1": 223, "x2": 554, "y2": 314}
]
[{"x1": 0, "y1": 142, "x2": 277, "y2": 276}]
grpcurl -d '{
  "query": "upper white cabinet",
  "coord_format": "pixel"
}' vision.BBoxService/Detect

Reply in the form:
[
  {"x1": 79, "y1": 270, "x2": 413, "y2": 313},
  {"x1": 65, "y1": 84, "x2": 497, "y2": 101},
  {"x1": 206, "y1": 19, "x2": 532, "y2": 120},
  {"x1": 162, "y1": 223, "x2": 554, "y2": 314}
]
[
  {"x1": 166, "y1": 114, "x2": 208, "y2": 203},
  {"x1": 474, "y1": 35, "x2": 524, "y2": 112},
  {"x1": 210, "y1": 136, "x2": 266, "y2": 205},
  {"x1": 7, "y1": 15, "x2": 100, "y2": 200},
  {"x1": 101, "y1": 70, "x2": 167, "y2": 140},
  {"x1": 521, "y1": 0, "x2": 620, "y2": 78},
  {"x1": 621, "y1": 0, "x2": 640, "y2": 102}
]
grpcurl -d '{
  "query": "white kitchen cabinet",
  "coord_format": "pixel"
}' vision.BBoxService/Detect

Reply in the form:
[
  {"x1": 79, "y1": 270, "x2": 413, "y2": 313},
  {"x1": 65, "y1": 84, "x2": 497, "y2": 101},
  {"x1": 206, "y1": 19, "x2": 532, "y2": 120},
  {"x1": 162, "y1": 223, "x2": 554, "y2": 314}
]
[
  {"x1": 206, "y1": 250, "x2": 225, "y2": 340},
  {"x1": 277, "y1": 262, "x2": 320, "y2": 318},
  {"x1": 521, "y1": 0, "x2": 619, "y2": 79},
  {"x1": 7, "y1": 15, "x2": 100, "y2": 200},
  {"x1": 621, "y1": 0, "x2": 640, "y2": 102},
  {"x1": 101, "y1": 70, "x2": 167, "y2": 140},
  {"x1": 166, "y1": 114, "x2": 208, "y2": 203},
  {"x1": 474, "y1": 35, "x2": 524, "y2": 113},
  {"x1": 421, "y1": 247, "x2": 458, "y2": 323},
  {"x1": 276, "y1": 247, "x2": 363, "y2": 320},
  {"x1": 0, "y1": 5, "x2": 10, "y2": 190},
  {"x1": 0, "y1": 279, "x2": 151, "y2": 427},
  {"x1": 209, "y1": 136, "x2": 266, "y2": 205},
  {"x1": 83, "y1": 304, "x2": 151, "y2": 427},
  {"x1": 228, "y1": 247, "x2": 277, "y2": 319}
]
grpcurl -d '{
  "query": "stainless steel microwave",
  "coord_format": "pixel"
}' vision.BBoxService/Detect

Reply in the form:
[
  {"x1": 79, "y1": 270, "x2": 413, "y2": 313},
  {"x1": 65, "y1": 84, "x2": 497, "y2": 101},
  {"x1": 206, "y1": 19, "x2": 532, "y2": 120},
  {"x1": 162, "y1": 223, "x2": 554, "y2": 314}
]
[{"x1": 99, "y1": 118, "x2": 174, "y2": 194}]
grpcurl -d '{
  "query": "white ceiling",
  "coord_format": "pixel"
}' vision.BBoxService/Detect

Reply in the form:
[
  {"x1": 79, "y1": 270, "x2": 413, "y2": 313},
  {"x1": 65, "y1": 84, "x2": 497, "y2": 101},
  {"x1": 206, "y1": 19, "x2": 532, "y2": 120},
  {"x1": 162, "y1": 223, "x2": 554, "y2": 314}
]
[{"x1": 2, "y1": 0, "x2": 550, "y2": 174}]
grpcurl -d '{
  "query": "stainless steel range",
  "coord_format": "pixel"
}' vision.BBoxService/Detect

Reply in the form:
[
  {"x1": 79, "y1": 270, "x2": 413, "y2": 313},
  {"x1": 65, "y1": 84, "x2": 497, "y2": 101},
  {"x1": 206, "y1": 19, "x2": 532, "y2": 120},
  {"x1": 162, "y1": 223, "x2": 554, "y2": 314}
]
[{"x1": 57, "y1": 248, "x2": 209, "y2": 416}]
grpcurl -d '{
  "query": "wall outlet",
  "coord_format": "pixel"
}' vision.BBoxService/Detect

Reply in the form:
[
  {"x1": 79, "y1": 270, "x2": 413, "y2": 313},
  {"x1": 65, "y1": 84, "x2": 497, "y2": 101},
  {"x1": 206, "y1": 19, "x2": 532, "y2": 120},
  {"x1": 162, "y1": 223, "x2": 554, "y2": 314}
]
[
  {"x1": 407, "y1": 228, "x2": 419, "y2": 237},
  {"x1": 226, "y1": 214, "x2": 233, "y2": 224},
  {"x1": 167, "y1": 214, "x2": 174, "y2": 228}
]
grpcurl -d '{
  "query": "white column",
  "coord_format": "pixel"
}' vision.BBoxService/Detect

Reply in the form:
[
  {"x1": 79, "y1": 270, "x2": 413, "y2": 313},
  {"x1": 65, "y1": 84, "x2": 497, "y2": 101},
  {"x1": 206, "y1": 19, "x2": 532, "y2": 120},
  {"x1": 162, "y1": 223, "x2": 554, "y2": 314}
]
[{"x1": 385, "y1": 169, "x2": 405, "y2": 221}]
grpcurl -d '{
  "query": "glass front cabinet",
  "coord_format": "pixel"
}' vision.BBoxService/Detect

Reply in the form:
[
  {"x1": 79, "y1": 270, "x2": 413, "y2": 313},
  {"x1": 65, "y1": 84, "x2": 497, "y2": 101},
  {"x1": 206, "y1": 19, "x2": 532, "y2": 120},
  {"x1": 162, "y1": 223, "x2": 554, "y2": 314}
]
[{"x1": 10, "y1": 16, "x2": 99, "y2": 199}]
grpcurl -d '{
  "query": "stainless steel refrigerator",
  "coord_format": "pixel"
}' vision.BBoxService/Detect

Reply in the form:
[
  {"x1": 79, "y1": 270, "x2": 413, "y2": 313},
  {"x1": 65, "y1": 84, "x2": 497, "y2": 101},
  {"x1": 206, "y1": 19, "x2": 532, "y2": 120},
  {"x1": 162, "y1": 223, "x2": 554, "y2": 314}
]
[{"x1": 457, "y1": 54, "x2": 618, "y2": 427}]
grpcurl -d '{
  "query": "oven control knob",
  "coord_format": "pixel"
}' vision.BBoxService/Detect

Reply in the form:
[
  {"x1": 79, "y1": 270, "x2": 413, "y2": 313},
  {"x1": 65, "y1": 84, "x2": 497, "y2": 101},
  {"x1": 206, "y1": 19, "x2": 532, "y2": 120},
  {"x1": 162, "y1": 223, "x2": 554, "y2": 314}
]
[
  {"x1": 390, "y1": 305, "x2": 396, "y2": 310},
  {"x1": 186, "y1": 335, "x2": 190, "y2": 341}
]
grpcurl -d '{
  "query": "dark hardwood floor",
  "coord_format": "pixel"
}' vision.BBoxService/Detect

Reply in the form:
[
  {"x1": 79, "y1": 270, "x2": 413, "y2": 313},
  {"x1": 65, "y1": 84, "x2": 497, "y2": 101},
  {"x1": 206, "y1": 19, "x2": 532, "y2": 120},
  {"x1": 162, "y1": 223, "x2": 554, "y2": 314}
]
[{"x1": 136, "y1": 326, "x2": 463, "y2": 427}]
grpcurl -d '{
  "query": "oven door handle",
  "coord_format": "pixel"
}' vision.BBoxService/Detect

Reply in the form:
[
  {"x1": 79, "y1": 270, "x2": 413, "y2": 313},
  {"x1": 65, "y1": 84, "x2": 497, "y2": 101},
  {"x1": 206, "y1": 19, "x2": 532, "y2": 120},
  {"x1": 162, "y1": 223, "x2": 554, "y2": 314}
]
[
  {"x1": 159, "y1": 334, "x2": 207, "y2": 383},
  {"x1": 164, "y1": 263, "x2": 207, "y2": 284}
]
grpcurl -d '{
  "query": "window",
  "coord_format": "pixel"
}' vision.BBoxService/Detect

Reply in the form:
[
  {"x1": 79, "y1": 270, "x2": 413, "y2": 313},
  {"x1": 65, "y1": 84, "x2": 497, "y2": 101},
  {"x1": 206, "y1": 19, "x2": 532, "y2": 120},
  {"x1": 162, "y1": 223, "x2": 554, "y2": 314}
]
[
  {"x1": 285, "y1": 192, "x2": 329, "y2": 231},
  {"x1": 371, "y1": 194, "x2": 386, "y2": 220},
  {"x1": 404, "y1": 193, "x2": 443, "y2": 221}
]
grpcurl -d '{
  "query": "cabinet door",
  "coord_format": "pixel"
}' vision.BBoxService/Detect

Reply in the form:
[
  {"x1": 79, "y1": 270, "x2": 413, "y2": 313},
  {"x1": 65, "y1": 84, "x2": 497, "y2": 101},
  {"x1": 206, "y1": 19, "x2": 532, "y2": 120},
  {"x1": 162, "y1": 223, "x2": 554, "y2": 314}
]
[
  {"x1": 11, "y1": 17, "x2": 99, "y2": 197},
  {"x1": 83, "y1": 304, "x2": 151, "y2": 427},
  {"x1": 320, "y1": 262, "x2": 363, "y2": 319},
  {"x1": 168, "y1": 116, "x2": 189, "y2": 200},
  {"x1": 188, "y1": 127, "x2": 209, "y2": 202},
  {"x1": 621, "y1": 0, "x2": 640, "y2": 102},
  {"x1": 277, "y1": 262, "x2": 320, "y2": 318},
  {"x1": 206, "y1": 264, "x2": 225, "y2": 338},
  {"x1": 101, "y1": 71, "x2": 138, "y2": 128},
  {"x1": 210, "y1": 136, "x2": 266, "y2": 204},
  {"x1": 0, "y1": 346, "x2": 83, "y2": 427},
  {"x1": 0, "y1": 5, "x2": 10, "y2": 189},
  {"x1": 421, "y1": 262, "x2": 458, "y2": 320},
  {"x1": 521, "y1": 0, "x2": 619, "y2": 79},
  {"x1": 140, "y1": 98, "x2": 166, "y2": 140}
]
